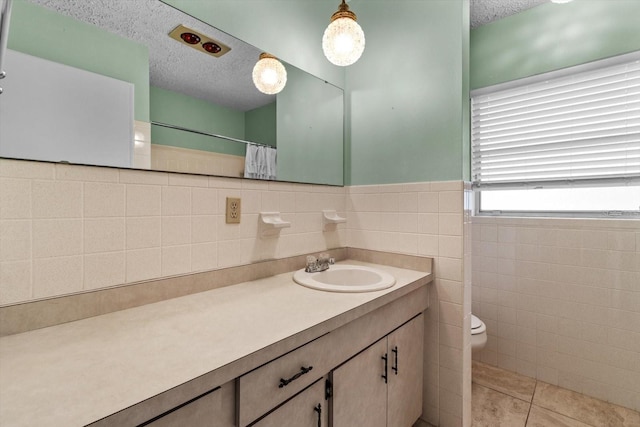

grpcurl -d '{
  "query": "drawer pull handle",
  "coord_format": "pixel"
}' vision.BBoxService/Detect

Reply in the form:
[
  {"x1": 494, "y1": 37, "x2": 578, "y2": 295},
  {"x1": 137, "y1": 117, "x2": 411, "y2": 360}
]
[
  {"x1": 278, "y1": 366, "x2": 313, "y2": 388},
  {"x1": 314, "y1": 403, "x2": 322, "y2": 427},
  {"x1": 392, "y1": 346, "x2": 398, "y2": 375}
]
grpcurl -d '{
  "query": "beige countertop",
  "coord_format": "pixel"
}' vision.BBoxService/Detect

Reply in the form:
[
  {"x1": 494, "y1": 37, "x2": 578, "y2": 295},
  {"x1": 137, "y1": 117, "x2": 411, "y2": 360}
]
[{"x1": 0, "y1": 260, "x2": 431, "y2": 426}]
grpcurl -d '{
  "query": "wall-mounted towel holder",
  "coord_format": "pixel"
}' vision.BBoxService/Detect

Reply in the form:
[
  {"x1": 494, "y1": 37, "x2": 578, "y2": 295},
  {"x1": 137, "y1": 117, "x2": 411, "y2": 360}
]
[
  {"x1": 259, "y1": 212, "x2": 291, "y2": 238},
  {"x1": 323, "y1": 209, "x2": 346, "y2": 231}
]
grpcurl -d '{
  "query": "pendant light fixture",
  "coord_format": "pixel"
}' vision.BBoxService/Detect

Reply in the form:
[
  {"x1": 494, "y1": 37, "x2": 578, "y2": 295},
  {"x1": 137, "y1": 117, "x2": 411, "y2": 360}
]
[
  {"x1": 252, "y1": 53, "x2": 287, "y2": 95},
  {"x1": 322, "y1": 0, "x2": 365, "y2": 67}
]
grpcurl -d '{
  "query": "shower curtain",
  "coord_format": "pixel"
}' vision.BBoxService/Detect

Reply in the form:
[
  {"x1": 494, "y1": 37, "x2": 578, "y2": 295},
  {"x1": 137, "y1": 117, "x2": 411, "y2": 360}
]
[{"x1": 244, "y1": 144, "x2": 277, "y2": 180}]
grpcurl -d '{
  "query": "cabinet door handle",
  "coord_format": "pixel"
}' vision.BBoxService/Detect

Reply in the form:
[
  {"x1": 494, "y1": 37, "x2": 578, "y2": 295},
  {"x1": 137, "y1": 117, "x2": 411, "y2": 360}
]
[
  {"x1": 381, "y1": 353, "x2": 388, "y2": 384},
  {"x1": 392, "y1": 346, "x2": 398, "y2": 375},
  {"x1": 278, "y1": 366, "x2": 313, "y2": 388},
  {"x1": 314, "y1": 403, "x2": 322, "y2": 427}
]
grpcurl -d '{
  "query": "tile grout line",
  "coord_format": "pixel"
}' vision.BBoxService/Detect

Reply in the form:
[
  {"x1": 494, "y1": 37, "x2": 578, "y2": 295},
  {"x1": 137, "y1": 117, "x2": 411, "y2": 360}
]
[
  {"x1": 471, "y1": 380, "x2": 531, "y2": 405},
  {"x1": 471, "y1": 382, "x2": 531, "y2": 427},
  {"x1": 474, "y1": 362, "x2": 640, "y2": 427},
  {"x1": 470, "y1": 377, "x2": 533, "y2": 405},
  {"x1": 523, "y1": 380, "x2": 537, "y2": 426},
  {"x1": 524, "y1": 379, "x2": 604, "y2": 427}
]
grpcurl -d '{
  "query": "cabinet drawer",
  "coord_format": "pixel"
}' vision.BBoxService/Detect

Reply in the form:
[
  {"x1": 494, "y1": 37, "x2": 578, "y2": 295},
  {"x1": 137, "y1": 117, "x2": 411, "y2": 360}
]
[
  {"x1": 139, "y1": 381, "x2": 234, "y2": 427},
  {"x1": 251, "y1": 378, "x2": 328, "y2": 427},
  {"x1": 237, "y1": 336, "x2": 331, "y2": 426}
]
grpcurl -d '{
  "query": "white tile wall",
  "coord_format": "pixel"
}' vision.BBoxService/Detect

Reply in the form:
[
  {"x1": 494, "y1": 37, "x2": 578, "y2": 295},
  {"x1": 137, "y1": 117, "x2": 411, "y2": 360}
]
[
  {"x1": 462, "y1": 185, "x2": 473, "y2": 427},
  {"x1": 346, "y1": 181, "x2": 470, "y2": 427},
  {"x1": 0, "y1": 159, "x2": 346, "y2": 305},
  {"x1": 0, "y1": 160, "x2": 470, "y2": 426},
  {"x1": 472, "y1": 216, "x2": 640, "y2": 412}
]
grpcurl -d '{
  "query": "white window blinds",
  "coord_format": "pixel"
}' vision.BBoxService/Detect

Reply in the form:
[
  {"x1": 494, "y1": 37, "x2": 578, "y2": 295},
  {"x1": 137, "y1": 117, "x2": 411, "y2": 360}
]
[{"x1": 472, "y1": 56, "x2": 640, "y2": 188}]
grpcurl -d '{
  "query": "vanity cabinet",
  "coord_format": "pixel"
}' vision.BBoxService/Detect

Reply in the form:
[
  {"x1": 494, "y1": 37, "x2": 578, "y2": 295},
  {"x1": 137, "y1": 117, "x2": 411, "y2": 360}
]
[
  {"x1": 237, "y1": 335, "x2": 330, "y2": 426},
  {"x1": 387, "y1": 314, "x2": 424, "y2": 427},
  {"x1": 1, "y1": 258, "x2": 431, "y2": 427},
  {"x1": 251, "y1": 378, "x2": 328, "y2": 427},
  {"x1": 235, "y1": 289, "x2": 428, "y2": 427},
  {"x1": 332, "y1": 339, "x2": 388, "y2": 427},
  {"x1": 332, "y1": 314, "x2": 424, "y2": 427},
  {"x1": 105, "y1": 290, "x2": 426, "y2": 427}
]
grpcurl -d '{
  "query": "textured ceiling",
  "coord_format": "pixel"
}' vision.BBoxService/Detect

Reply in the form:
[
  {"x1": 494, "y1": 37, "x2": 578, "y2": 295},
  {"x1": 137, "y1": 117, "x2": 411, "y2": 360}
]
[
  {"x1": 24, "y1": 0, "x2": 547, "y2": 110},
  {"x1": 26, "y1": 0, "x2": 274, "y2": 112},
  {"x1": 471, "y1": 0, "x2": 548, "y2": 29}
]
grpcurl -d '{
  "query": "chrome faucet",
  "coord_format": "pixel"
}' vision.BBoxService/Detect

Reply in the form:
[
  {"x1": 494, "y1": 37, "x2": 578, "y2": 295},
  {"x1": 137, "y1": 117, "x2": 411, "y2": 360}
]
[{"x1": 305, "y1": 253, "x2": 334, "y2": 273}]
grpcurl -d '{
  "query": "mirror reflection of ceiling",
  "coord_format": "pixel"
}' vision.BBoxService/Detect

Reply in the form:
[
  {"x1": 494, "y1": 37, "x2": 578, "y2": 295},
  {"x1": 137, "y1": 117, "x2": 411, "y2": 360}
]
[
  {"x1": 26, "y1": 0, "x2": 275, "y2": 112},
  {"x1": 470, "y1": 0, "x2": 547, "y2": 29}
]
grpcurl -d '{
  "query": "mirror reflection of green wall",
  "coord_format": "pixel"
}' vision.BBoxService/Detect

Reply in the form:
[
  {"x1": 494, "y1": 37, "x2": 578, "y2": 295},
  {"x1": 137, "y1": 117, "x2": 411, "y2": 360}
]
[
  {"x1": 3, "y1": 0, "x2": 344, "y2": 186},
  {"x1": 150, "y1": 86, "x2": 276, "y2": 157},
  {"x1": 246, "y1": 103, "x2": 277, "y2": 147},
  {"x1": 7, "y1": 0, "x2": 150, "y2": 121},
  {"x1": 278, "y1": 67, "x2": 344, "y2": 186}
]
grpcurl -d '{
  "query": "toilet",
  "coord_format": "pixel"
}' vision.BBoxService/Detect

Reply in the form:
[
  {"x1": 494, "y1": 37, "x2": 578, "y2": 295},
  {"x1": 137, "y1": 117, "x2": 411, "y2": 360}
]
[{"x1": 471, "y1": 314, "x2": 487, "y2": 352}]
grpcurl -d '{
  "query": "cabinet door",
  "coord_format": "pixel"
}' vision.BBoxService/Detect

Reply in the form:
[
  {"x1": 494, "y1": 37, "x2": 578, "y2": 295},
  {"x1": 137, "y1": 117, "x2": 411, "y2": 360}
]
[
  {"x1": 251, "y1": 378, "x2": 327, "y2": 427},
  {"x1": 332, "y1": 339, "x2": 387, "y2": 427},
  {"x1": 387, "y1": 314, "x2": 424, "y2": 427}
]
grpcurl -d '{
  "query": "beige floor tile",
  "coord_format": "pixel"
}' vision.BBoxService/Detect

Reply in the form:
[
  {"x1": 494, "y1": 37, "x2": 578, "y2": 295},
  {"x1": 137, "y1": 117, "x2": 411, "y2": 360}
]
[
  {"x1": 533, "y1": 382, "x2": 640, "y2": 427},
  {"x1": 472, "y1": 383, "x2": 530, "y2": 427},
  {"x1": 527, "y1": 405, "x2": 592, "y2": 427},
  {"x1": 472, "y1": 361, "x2": 537, "y2": 402}
]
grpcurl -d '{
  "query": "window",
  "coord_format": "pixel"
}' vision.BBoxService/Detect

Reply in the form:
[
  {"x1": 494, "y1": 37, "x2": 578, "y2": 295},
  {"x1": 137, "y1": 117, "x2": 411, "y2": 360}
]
[{"x1": 471, "y1": 52, "x2": 640, "y2": 216}]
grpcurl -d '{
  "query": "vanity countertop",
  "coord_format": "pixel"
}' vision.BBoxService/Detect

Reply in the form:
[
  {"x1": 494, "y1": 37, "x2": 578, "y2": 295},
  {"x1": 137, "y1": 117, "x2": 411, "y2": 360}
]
[{"x1": 0, "y1": 260, "x2": 431, "y2": 426}]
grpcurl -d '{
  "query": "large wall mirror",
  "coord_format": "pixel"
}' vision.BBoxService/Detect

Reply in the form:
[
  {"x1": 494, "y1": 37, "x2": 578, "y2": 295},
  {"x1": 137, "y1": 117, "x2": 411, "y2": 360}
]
[{"x1": 0, "y1": 0, "x2": 344, "y2": 185}]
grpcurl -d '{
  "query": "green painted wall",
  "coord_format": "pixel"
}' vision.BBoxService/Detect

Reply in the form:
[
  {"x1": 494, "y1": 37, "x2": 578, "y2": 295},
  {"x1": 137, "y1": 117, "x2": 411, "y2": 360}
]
[
  {"x1": 161, "y1": 0, "x2": 345, "y2": 88},
  {"x1": 7, "y1": 0, "x2": 150, "y2": 121},
  {"x1": 461, "y1": 0, "x2": 471, "y2": 182},
  {"x1": 346, "y1": 0, "x2": 470, "y2": 185},
  {"x1": 471, "y1": 0, "x2": 640, "y2": 90},
  {"x1": 162, "y1": 0, "x2": 347, "y2": 184},
  {"x1": 277, "y1": 66, "x2": 344, "y2": 185},
  {"x1": 168, "y1": 0, "x2": 472, "y2": 185},
  {"x1": 150, "y1": 86, "x2": 247, "y2": 156},
  {"x1": 245, "y1": 103, "x2": 277, "y2": 147}
]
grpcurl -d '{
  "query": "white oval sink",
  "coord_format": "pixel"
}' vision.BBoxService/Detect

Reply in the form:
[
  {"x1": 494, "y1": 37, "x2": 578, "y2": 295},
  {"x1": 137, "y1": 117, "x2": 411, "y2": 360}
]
[{"x1": 293, "y1": 264, "x2": 396, "y2": 293}]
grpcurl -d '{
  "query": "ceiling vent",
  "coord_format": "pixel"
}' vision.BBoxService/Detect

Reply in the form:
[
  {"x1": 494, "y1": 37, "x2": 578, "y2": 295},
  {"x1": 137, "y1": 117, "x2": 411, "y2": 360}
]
[{"x1": 169, "y1": 24, "x2": 231, "y2": 58}]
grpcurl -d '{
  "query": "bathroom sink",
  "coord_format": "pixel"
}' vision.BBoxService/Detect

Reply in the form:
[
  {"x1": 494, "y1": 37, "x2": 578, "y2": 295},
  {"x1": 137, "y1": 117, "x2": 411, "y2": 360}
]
[{"x1": 293, "y1": 264, "x2": 396, "y2": 293}]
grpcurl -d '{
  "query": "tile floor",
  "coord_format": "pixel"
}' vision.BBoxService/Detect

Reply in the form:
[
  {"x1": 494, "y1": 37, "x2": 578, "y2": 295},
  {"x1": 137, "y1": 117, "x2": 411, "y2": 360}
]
[{"x1": 472, "y1": 361, "x2": 640, "y2": 427}]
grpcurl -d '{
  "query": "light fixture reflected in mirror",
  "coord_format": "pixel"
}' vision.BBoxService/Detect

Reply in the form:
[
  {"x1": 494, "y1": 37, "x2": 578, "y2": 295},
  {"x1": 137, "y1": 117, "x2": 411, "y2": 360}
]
[
  {"x1": 322, "y1": 0, "x2": 365, "y2": 66},
  {"x1": 252, "y1": 52, "x2": 287, "y2": 94}
]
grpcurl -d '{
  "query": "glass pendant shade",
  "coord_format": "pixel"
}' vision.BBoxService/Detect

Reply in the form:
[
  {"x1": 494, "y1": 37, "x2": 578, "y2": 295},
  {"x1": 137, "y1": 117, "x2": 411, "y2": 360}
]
[
  {"x1": 252, "y1": 53, "x2": 287, "y2": 95},
  {"x1": 322, "y1": 1, "x2": 365, "y2": 67}
]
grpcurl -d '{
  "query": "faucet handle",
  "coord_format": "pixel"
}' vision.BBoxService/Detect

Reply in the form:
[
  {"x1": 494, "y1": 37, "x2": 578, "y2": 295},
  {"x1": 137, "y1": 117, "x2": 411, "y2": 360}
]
[{"x1": 306, "y1": 255, "x2": 317, "y2": 266}]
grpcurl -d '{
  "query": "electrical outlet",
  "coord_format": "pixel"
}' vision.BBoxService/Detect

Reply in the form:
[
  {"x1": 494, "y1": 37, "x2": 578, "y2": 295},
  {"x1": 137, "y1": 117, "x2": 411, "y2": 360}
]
[{"x1": 226, "y1": 197, "x2": 241, "y2": 223}]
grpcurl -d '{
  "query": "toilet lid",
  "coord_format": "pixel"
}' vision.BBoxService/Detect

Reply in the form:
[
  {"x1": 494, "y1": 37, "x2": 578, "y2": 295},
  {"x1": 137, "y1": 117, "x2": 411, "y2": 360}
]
[{"x1": 471, "y1": 315, "x2": 483, "y2": 330}]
